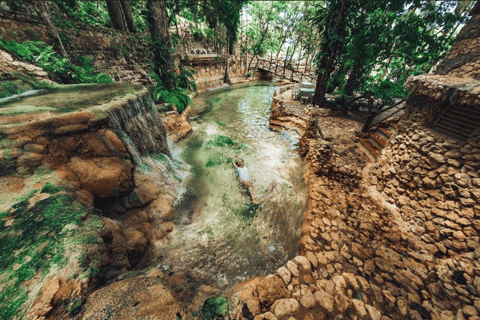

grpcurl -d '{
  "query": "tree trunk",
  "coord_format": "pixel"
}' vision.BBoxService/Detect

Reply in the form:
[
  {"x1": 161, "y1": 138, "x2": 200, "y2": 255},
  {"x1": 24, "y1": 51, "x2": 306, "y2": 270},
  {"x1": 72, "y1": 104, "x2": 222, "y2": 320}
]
[
  {"x1": 224, "y1": 57, "x2": 231, "y2": 83},
  {"x1": 283, "y1": 46, "x2": 290, "y2": 76},
  {"x1": 147, "y1": 0, "x2": 176, "y2": 90},
  {"x1": 228, "y1": 30, "x2": 235, "y2": 55},
  {"x1": 312, "y1": 1, "x2": 351, "y2": 107},
  {"x1": 106, "y1": 0, "x2": 126, "y2": 31},
  {"x1": 120, "y1": 0, "x2": 135, "y2": 32},
  {"x1": 40, "y1": 2, "x2": 70, "y2": 61},
  {"x1": 380, "y1": 55, "x2": 393, "y2": 81},
  {"x1": 344, "y1": 64, "x2": 362, "y2": 96}
]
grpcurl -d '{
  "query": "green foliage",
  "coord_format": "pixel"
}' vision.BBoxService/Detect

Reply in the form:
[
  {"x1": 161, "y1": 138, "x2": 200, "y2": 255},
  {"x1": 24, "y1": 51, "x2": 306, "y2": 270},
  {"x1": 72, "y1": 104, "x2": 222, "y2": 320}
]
[
  {"x1": 0, "y1": 39, "x2": 113, "y2": 85},
  {"x1": 150, "y1": 68, "x2": 196, "y2": 114},
  {"x1": 246, "y1": 71, "x2": 252, "y2": 77},
  {"x1": 201, "y1": 297, "x2": 229, "y2": 320},
  {"x1": 53, "y1": 0, "x2": 111, "y2": 28},
  {"x1": 309, "y1": 0, "x2": 469, "y2": 106},
  {"x1": 216, "y1": 121, "x2": 226, "y2": 127}
]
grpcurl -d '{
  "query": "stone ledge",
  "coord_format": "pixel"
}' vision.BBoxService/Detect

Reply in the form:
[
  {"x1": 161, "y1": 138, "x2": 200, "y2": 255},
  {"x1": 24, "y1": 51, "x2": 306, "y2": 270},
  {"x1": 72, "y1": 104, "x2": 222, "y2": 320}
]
[{"x1": 405, "y1": 75, "x2": 480, "y2": 105}]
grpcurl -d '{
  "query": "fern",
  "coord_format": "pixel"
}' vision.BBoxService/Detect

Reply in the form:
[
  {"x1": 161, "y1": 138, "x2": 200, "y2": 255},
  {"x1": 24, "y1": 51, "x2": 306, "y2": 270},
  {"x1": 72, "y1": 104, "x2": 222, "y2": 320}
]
[{"x1": 0, "y1": 38, "x2": 112, "y2": 85}]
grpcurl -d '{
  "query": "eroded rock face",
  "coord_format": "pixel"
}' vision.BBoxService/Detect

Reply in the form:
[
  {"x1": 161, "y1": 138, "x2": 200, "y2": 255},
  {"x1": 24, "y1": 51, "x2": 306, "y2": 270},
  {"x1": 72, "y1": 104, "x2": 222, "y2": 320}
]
[
  {"x1": 161, "y1": 106, "x2": 193, "y2": 142},
  {"x1": 81, "y1": 277, "x2": 183, "y2": 320}
]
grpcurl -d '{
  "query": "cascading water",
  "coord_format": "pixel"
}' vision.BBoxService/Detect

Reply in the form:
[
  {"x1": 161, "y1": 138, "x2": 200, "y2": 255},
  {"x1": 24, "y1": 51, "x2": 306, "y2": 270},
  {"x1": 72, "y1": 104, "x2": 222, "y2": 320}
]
[
  {"x1": 106, "y1": 94, "x2": 170, "y2": 164},
  {"x1": 151, "y1": 81, "x2": 308, "y2": 290}
]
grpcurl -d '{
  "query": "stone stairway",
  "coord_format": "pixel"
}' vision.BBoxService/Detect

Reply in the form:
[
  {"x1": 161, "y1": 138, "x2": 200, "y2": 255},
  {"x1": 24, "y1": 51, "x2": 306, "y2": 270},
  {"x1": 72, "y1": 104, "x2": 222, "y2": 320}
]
[
  {"x1": 433, "y1": 104, "x2": 480, "y2": 141},
  {"x1": 359, "y1": 118, "x2": 399, "y2": 159}
]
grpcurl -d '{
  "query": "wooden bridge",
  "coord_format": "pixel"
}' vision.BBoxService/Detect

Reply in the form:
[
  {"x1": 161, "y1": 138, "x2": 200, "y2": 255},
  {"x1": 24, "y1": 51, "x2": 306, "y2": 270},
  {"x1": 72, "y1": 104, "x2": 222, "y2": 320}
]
[{"x1": 252, "y1": 56, "x2": 317, "y2": 83}]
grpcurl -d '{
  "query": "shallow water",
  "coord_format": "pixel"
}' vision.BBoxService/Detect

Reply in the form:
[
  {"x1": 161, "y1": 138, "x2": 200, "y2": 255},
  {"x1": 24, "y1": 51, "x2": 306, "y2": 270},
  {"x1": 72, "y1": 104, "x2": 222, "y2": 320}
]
[
  {"x1": 0, "y1": 83, "x2": 143, "y2": 124},
  {"x1": 155, "y1": 81, "x2": 307, "y2": 289}
]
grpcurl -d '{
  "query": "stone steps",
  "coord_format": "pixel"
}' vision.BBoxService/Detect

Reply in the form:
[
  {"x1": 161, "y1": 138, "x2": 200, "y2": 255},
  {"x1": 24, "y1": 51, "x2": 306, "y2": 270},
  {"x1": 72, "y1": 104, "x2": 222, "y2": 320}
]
[{"x1": 359, "y1": 119, "x2": 398, "y2": 159}]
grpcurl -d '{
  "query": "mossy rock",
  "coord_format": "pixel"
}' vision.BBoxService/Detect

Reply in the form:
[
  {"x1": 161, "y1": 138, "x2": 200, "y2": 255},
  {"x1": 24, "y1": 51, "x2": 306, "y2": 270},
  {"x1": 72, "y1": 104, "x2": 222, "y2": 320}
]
[
  {"x1": 201, "y1": 297, "x2": 229, "y2": 320},
  {"x1": 0, "y1": 192, "x2": 92, "y2": 320}
]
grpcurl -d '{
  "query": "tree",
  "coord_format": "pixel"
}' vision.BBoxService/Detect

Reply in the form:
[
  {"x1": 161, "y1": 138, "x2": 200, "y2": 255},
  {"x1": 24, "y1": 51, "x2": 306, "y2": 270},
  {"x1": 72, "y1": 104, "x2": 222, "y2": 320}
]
[
  {"x1": 120, "y1": 0, "x2": 136, "y2": 32},
  {"x1": 309, "y1": 0, "x2": 469, "y2": 109},
  {"x1": 105, "y1": 0, "x2": 125, "y2": 31},
  {"x1": 311, "y1": 0, "x2": 352, "y2": 107},
  {"x1": 147, "y1": 0, "x2": 176, "y2": 90}
]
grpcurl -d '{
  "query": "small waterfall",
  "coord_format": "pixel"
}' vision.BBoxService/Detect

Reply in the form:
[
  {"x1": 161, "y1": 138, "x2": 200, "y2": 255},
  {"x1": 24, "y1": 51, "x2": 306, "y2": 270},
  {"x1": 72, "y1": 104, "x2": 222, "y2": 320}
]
[{"x1": 107, "y1": 93, "x2": 170, "y2": 164}]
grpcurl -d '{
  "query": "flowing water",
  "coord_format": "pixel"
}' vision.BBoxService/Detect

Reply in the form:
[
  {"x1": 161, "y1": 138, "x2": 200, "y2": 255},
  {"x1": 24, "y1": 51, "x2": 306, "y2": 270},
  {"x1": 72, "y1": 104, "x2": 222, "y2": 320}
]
[{"x1": 155, "y1": 81, "x2": 307, "y2": 289}]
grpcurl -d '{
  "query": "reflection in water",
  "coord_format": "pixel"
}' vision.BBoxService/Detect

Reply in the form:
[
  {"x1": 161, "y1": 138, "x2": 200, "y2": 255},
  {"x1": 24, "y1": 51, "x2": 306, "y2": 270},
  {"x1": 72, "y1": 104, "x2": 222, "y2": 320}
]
[{"x1": 154, "y1": 81, "x2": 307, "y2": 289}]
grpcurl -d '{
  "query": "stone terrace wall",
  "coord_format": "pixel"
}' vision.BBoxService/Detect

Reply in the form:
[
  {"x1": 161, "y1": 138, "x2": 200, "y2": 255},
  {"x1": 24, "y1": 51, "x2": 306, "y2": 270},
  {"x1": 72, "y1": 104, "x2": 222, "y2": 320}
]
[
  {"x1": 361, "y1": 9, "x2": 480, "y2": 320},
  {"x1": 367, "y1": 77, "x2": 480, "y2": 254},
  {"x1": 435, "y1": 14, "x2": 480, "y2": 79},
  {"x1": 0, "y1": 9, "x2": 153, "y2": 85}
]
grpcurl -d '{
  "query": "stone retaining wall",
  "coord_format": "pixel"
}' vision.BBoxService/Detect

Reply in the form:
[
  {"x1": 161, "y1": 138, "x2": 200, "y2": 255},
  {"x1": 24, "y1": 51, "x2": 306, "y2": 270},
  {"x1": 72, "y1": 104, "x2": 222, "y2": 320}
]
[{"x1": 435, "y1": 14, "x2": 480, "y2": 79}]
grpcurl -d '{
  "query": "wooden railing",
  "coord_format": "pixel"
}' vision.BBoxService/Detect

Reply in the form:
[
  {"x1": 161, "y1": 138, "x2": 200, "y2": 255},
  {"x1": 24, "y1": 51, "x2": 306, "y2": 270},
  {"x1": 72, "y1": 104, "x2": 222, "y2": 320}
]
[
  {"x1": 252, "y1": 56, "x2": 317, "y2": 83},
  {"x1": 361, "y1": 99, "x2": 406, "y2": 133}
]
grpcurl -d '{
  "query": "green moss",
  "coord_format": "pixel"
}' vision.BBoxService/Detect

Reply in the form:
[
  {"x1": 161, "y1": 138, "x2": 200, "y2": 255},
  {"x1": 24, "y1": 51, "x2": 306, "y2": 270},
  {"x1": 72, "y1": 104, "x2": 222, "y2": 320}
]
[
  {"x1": 204, "y1": 135, "x2": 236, "y2": 150},
  {"x1": 40, "y1": 181, "x2": 65, "y2": 194},
  {"x1": 0, "y1": 105, "x2": 58, "y2": 115},
  {"x1": 201, "y1": 297, "x2": 229, "y2": 320},
  {"x1": 0, "y1": 193, "x2": 90, "y2": 320},
  {"x1": 205, "y1": 151, "x2": 229, "y2": 167},
  {"x1": 215, "y1": 121, "x2": 226, "y2": 127},
  {"x1": 151, "y1": 152, "x2": 170, "y2": 162}
]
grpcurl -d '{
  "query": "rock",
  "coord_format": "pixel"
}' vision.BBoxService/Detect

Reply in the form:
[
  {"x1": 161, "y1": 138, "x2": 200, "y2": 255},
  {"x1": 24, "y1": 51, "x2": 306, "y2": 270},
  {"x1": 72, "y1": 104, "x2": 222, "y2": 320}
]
[
  {"x1": 287, "y1": 260, "x2": 299, "y2": 277},
  {"x1": 365, "y1": 304, "x2": 382, "y2": 320},
  {"x1": 272, "y1": 299, "x2": 300, "y2": 318},
  {"x1": 300, "y1": 290, "x2": 316, "y2": 309},
  {"x1": 67, "y1": 156, "x2": 133, "y2": 198},
  {"x1": 293, "y1": 255, "x2": 311, "y2": 271},
  {"x1": 276, "y1": 267, "x2": 292, "y2": 285},
  {"x1": 314, "y1": 290, "x2": 334, "y2": 313},
  {"x1": 256, "y1": 312, "x2": 278, "y2": 320},
  {"x1": 352, "y1": 299, "x2": 367, "y2": 318},
  {"x1": 257, "y1": 276, "x2": 290, "y2": 309},
  {"x1": 81, "y1": 277, "x2": 182, "y2": 320},
  {"x1": 332, "y1": 275, "x2": 347, "y2": 292}
]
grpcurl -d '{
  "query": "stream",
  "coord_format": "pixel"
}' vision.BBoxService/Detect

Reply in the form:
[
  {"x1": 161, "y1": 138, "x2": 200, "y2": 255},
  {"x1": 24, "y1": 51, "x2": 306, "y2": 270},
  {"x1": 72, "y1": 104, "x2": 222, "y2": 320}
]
[{"x1": 155, "y1": 81, "x2": 307, "y2": 290}]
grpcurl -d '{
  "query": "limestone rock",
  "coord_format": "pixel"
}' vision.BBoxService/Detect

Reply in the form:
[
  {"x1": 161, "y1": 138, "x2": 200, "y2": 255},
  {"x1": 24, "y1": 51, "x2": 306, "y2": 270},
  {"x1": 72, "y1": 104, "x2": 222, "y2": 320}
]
[
  {"x1": 272, "y1": 299, "x2": 300, "y2": 318},
  {"x1": 314, "y1": 290, "x2": 334, "y2": 313}
]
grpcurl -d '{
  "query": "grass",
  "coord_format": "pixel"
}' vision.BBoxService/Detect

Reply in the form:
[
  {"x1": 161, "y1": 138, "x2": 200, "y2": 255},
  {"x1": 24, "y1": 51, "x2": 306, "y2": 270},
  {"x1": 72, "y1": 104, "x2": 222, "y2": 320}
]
[{"x1": 0, "y1": 192, "x2": 93, "y2": 320}]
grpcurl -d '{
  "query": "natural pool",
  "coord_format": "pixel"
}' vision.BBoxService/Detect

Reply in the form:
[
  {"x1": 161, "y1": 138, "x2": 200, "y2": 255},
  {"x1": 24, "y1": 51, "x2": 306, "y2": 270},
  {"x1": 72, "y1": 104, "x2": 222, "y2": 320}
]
[{"x1": 154, "y1": 81, "x2": 308, "y2": 289}]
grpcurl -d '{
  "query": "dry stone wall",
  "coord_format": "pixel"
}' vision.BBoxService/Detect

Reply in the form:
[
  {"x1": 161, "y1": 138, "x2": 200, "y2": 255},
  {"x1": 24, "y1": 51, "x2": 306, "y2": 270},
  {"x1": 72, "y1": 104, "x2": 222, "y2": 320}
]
[{"x1": 435, "y1": 14, "x2": 480, "y2": 79}]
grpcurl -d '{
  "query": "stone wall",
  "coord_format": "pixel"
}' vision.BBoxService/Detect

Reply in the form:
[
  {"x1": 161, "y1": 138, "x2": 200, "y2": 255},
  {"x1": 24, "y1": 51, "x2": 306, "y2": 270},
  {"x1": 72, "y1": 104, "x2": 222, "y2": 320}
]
[
  {"x1": 435, "y1": 14, "x2": 480, "y2": 79},
  {"x1": 0, "y1": 8, "x2": 253, "y2": 90}
]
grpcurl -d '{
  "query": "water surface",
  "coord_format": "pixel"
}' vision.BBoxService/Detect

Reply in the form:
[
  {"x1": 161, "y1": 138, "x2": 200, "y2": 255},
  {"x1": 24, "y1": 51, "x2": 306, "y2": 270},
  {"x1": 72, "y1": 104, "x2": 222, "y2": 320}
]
[{"x1": 156, "y1": 81, "x2": 307, "y2": 289}]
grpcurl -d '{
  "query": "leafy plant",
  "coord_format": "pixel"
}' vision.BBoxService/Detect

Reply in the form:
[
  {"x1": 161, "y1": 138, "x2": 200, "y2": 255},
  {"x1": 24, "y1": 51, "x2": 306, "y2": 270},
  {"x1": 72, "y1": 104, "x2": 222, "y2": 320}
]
[
  {"x1": 0, "y1": 38, "x2": 113, "y2": 85},
  {"x1": 150, "y1": 67, "x2": 196, "y2": 114}
]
